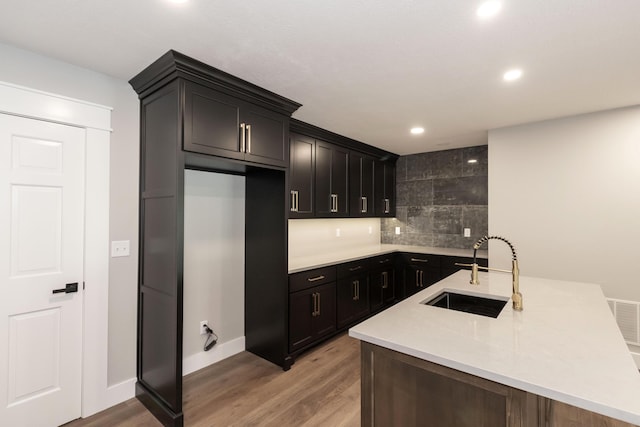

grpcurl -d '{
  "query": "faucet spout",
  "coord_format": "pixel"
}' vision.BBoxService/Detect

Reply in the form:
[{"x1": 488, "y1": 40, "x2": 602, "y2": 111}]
[{"x1": 470, "y1": 235, "x2": 523, "y2": 311}]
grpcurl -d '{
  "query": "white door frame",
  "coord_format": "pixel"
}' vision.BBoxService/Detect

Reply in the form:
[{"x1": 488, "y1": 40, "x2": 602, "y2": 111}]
[{"x1": 0, "y1": 81, "x2": 111, "y2": 418}]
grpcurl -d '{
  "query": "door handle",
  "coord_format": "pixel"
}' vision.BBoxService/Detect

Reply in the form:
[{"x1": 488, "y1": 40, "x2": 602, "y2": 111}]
[
  {"x1": 317, "y1": 293, "x2": 321, "y2": 316},
  {"x1": 53, "y1": 282, "x2": 78, "y2": 294}
]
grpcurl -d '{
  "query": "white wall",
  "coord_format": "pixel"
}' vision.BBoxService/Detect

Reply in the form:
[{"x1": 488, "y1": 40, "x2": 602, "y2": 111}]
[
  {"x1": 289, "y1": 217, "x2": 381, "y2": 259},
  {"x1": 183, "y1": 171, "x2": 245, "y2": 374},
  {"x1": 0, "y1": 42, "x2": 140, "y2": 386},
  {"x1": 488, "y1": 106, "x2": 640, "y2": 300}
]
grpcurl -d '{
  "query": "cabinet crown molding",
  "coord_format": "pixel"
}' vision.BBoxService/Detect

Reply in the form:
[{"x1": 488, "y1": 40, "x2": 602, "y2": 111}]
[
  {"x1": 129, "y1": 50, "x2": 302, "y2": 116},
  {"x1": 291, "y1": 118, "x2": 398, "y2": 160}
]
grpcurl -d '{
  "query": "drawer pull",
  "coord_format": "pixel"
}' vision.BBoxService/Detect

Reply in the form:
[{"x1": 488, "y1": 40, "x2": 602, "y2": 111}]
[
  {"x1": 349, "y1": 266, "x2": 363, "y2": 272},
  {"x1": 410, "y1": 258, "x2": 429, "y2": 263},
  {"x1": 379, "y1": 258, "x2": 390, "y2": 264},
  {"x1": 307, "y1": 275, "x2": 325, "y2": 282}
]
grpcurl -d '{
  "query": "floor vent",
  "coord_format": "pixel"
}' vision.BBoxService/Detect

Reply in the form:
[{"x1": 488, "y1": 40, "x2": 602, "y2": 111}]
[{"x1": 608, "y1": 298, "x2": 640, "y2": 345}]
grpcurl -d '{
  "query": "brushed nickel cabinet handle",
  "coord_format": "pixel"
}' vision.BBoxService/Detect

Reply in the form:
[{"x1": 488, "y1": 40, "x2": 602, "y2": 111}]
[
  {"x1": 361, "y1": 196, "x2": 367, "y2": 213},
  {"x1": 415, "y1": 270, "x2": 420, "y2": 287},
  {"x1": 410, "y1": 258, "x2": 429, "y2": 263},
  {"x1": 311, "y1": 293, "x2": 317, "y2": 316},
  {"x1": 240, "y1": 123, "x2": 246, "y2": 152},
  {"x1": 379, "y1": 258, "x2": 390, "y2": 264},
  {"x1": 295, "y1": 191, "x2": 299, "y2": 212},
  {"x1": 349, "y1": 265, "x2": 363, "y2": 272},
  {"x1": 384, "y1": 198, "x2": 390, "y2": 214},
  {"x1": 307, "y1": 275, "x2": 325, "y2": 282},
  {"x1": 381, "y1": 271, "x2": 388, "y2": 289},
  {"x1": 246, "y1": 124, "x2": 251, "y2": 153},
  {"x1": 317, "y1": 293, "x2": 321, "y2": 316}
]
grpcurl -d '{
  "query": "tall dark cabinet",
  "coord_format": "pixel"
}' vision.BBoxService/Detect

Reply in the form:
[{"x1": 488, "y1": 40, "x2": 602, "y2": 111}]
[{"x1": 129, "y1": 50, "x2": 301, "y2": 427}]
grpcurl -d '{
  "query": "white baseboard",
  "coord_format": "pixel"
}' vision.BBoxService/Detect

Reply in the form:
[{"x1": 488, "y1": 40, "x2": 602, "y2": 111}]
[
  {"x1": 182, "y1": 336, "x2": 246, "y2": 376},
  {"x1": 104, "y1": 378, "x2": 137, "y2": 409}
]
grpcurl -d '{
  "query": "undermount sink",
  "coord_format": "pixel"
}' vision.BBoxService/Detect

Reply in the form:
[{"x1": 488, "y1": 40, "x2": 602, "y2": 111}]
[{"x1": 423, "y1": 291, "x2": 507, "y2": 318}]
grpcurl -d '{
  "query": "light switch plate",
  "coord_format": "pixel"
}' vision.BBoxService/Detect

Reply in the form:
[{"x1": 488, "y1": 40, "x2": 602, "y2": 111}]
[
  {"x1": 464, "y1": 228, "x2": 471, "y2": 237},
  {"x1": 395, "y1": 226, "x2": 401, "y2": 235},
  {"x1": 111, "y1": 240, "x2": 130, "y2": 257}
]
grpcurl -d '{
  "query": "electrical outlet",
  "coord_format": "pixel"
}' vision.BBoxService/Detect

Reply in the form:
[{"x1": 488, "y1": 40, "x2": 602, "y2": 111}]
[
  {"x1": 200, "y1": 320, "x2": 209, "y2": 335},
  {"x1": 111, "y1": 240, "x2": 130, "y2": 257},
  {"x1": 336, "y1": 228, "x2": 341, "y2": 237},
  {"x1": 395, "y1": 226, "x2": 401, "y2": 235},
  {"x1": 368, "y1": 226, "x2": 373, "y2": 234},
  {"x1": 464, "y1": 228, "x2": 471, "y2": 237}
]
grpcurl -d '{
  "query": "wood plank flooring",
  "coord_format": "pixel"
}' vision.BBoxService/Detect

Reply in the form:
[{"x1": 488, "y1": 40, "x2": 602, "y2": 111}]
[{"x1": 66, "y1": 333, "x2": 360, "y2": 427}]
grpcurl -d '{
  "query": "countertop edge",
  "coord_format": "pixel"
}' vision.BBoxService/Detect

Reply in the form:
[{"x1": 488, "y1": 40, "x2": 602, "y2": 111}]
[{"x1": 288, "y1": 244, "x2": 488, "y2": 274}]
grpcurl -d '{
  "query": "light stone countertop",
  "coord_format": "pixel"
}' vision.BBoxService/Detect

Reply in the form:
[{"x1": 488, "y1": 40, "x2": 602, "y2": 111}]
[
  {"x1": 288, "y1": 244, "x2": 488, "y2": 274},
  {"x1": 349, "y1": 270, "x2": 640, "y2": 425}
]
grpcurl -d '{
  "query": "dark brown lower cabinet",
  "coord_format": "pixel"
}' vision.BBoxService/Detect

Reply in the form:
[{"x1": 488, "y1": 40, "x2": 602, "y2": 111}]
[
  {"x1": 361, "y1": 342, "x2": 634, "y2": 427},
  {"x1": 337, "y1": 272, "x2": 370, "y2": 329},
  {"x1": 401, "y1": 253, "x2": 441, "y2": 298},
  {"x1": 289, "y1": 282, "x2": 336, "y2": 353},
  {"x1": 369, "y1": 268, "x2": 394, "y2": 312}
]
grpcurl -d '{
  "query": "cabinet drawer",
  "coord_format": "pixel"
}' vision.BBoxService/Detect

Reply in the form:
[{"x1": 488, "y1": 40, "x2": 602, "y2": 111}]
[
  {"x1": 370, "y1": 254, "x2": 395, "y2": 268},
  {"x1": 337, "y1": 258, "x2": 372, "y2": 279},
  {"x1": 289, "y1": 266, "x2": 336, "y2": 293}
]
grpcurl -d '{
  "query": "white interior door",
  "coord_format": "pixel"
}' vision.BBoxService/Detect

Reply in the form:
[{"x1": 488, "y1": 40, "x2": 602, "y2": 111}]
[{"x1": 0, "y1": 114, "x2": 85, "y2": 426}]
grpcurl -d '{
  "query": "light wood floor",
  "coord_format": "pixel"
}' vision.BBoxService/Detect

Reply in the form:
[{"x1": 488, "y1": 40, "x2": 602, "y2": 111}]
[{"x1": 66, "y1": 333, "x2": 360, "y2": 426}]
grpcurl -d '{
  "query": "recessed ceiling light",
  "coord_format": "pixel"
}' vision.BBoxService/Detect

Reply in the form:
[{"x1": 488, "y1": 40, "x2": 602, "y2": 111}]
[
  {"x1": 168, "y1": 0, "x2": 188, "y2": 4},
  {"x1": 503, "y1": 69, "x2": 523, "y2": 81},
  {"x1": 477, "y1": 1, "x2": 502, "y2": 18},
  {"x1": 410, "y1": 127, "x2": 425, "y2": 135}
]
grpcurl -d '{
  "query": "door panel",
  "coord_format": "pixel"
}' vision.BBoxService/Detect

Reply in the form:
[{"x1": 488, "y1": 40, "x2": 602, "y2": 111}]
[{"x1": 0, "y1": 114, "x2": 84, "y2": 426}]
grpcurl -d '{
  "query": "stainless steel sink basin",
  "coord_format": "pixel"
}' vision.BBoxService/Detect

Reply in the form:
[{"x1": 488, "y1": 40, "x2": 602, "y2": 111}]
[{"x1": 423, "y1": 291, "x2": 507, "y2": 318}]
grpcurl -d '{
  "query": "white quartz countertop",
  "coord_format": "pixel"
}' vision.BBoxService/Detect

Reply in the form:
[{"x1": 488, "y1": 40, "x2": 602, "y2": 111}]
[
  {"x1": 349, "y1": 270, "x2": 640, "y2": 425},
  {"x1": 288, "y1": 244, "x2": 488, "y2": 274}
]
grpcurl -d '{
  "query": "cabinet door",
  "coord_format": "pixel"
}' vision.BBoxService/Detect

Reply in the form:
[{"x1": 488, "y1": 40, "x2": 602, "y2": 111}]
[
  {"x1": 183, "y1": 81, "x2": 244, "y2": 161},
  {"x1": 289, "y1": 133, "x2": 314, "y2": 217},
  {"x1": 289, "y1": 282, "x2": 336, "y2": 353},
  {"x1": 332, "y1": 145, "x2": 349, "y2": 216},
  {"x1": 312, "y1": 282, "x2": 336, "y2": 339},
  {"x1": 401, "y1": 254, "x2": 441, "y2": 298},
  {"x1": 350, "y1": 152, "x2": 375, "y2": 217},
  {"x1": 315, "y1": 141, "x2": 349, "y2": 217},
  {"x1": 337, "y1": 273, "x2": 369, "y2": 328},
  {"x1": 375, "y1": 159, "x2": 396, "y2": 217},
  {"x1": 242, "y1": 105, "x2": 289, "y2": 168},
  {"x1": 289, "y1": 287, "x2": 315, "y2": 352}
]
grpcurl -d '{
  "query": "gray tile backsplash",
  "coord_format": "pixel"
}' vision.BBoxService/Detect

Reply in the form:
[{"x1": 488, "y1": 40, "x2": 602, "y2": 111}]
[{"x1": 382, "y1": 145, "x2": 488, "y2": 249}]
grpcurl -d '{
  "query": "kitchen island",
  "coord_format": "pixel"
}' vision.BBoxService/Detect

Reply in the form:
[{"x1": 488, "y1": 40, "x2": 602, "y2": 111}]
[{"x1": 349, "y1": 270, "x2": 640, "y2": 426}]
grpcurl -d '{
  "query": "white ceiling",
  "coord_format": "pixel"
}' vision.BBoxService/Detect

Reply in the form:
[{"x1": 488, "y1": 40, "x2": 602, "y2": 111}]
[{"x1": 1, "y1": 0, "x2": 639, "y2": 155}]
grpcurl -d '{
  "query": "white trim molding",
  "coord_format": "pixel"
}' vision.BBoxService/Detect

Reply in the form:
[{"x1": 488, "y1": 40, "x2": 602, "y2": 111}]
[
  {"x1": 0, "y1": 81, "x2": 112, "y2": 131},
  {"x1": 0, "y1": 81, "x2": 112, "y2": 417}
]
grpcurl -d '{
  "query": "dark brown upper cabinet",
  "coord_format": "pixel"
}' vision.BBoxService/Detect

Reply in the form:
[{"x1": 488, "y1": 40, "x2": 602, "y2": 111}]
[
  {"x1": 289, "y1": 133, "x2": 314, "y2": 218},
  {"x1": 375, "y1": 159, "x2": 396, "y2": 217},
  {"x1": 349, "y1": 151, "x2": 376, "y2": 217},
  {"x1": 184, "y1": 81, "x2": 289, "y2": 168},
  {"x1": 315, "y1": 140, "x2": 349, "y2": 217},
  {"x1": 289, "y1": 119, "x2": 398, "y2": 219}
]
